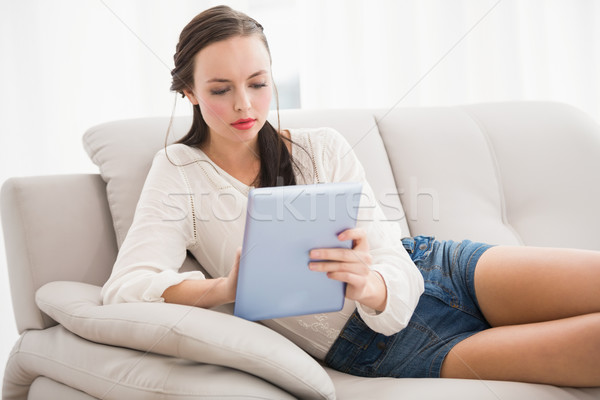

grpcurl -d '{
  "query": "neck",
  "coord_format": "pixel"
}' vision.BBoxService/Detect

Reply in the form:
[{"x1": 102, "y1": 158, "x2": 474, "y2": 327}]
[
  {"x1": 201, "y1": 136, "x2": 261, "y2": 186},
  {"x1": 204, "y1": 138, "x2": 258, "y2": 163}
]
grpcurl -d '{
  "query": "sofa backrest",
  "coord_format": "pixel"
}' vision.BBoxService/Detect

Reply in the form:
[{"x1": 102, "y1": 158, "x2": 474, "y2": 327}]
[
  {"x1": 3, "y1": 101, "x2": 600, "y2": 332},
  {"x1": 81, "y1": 101, "x2": 600, "y2": 256},
  {"x1": 81, "y1": 110, "x2": 411, "y2": 251},
  {"x1": 376, "y1": 102, "x2": 600, "y2": 249},
  {"x1": 278, "y1": 102, "x2": 600, "y2": 249}
]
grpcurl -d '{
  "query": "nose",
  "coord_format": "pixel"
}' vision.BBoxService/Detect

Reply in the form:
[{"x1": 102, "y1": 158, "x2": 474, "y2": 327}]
[{"x1": 234, "y1": 88, "x2": 251, "y2": 112}]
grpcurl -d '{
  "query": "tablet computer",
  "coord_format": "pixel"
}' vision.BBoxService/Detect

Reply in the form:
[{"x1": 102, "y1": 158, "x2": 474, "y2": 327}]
[{"x1": 234, "y1": 181, "x2": 363, "y2": 321}]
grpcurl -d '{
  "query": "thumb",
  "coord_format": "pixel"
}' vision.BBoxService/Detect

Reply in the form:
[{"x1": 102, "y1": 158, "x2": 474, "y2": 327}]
[{"x1": 231, "y1": 247, "x2": 242, "y2": 275}]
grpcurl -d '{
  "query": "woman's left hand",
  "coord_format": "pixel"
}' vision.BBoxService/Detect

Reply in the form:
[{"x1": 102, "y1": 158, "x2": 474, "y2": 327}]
[{"x1": 309, "y1": 228, "x2": 387, "y2": 312}]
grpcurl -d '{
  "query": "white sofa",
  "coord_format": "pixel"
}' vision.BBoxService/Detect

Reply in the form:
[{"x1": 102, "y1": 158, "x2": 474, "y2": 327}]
[{"x1": 3, "y1": 101, "x2": 600, "y2": 399}]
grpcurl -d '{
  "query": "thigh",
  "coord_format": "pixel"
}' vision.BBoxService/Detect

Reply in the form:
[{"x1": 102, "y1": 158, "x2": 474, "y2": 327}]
[
  {"x1": 474, "y1": 245, "x2": 600, "y2": 326},
  {"x1": 440, "y1": 312, "x2": 600, "y2": 387}
]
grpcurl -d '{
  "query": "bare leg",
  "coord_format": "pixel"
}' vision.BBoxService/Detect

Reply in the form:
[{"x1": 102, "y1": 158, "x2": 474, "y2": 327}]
[
  {"x1": 440, "y1": 246, "x2": 600, "y2": 386},
  {"x1": 474, "y1": 246, "x2": 600, "y2": 326},
  {"x1": 441, "y1": 313, "x2": 600, "y2": 386}
]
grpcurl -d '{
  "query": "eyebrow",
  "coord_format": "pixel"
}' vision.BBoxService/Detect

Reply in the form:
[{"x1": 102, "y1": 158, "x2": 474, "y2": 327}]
[{"x1": 206, "y1": 70, "x2": 268, "y2": 83}]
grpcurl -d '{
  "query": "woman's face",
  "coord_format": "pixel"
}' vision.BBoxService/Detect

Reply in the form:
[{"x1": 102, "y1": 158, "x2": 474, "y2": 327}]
[{"x1": 184, "y1": 35, "x2": 273, "y2": 150}]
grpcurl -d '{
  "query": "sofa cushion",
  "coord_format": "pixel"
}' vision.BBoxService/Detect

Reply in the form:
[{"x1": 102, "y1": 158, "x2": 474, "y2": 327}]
[
  {"x1": 82, "y1": 116, "x2": 192, "y2": 248},
  {"x1": 375, "y1": 106, "x2": 523, "y2": 245},
  {"x1": 460, "y1": 102, "x2": 600, "y2": 250},
  {"x1": 275, "y1": 109, "x2": 410, "y2": 235},
  {"x1": 34, "y1": 281, "x2": 335, "y2": 400},
  {"x1": 5, "y1": 326, "x2": 298, "y2": 400},
  {"x1": 325, "y1": 367, "x2": 600, "y2": 400},
  {"x1": 374, "y1": 101, "x2": 600, "y2": 249}
]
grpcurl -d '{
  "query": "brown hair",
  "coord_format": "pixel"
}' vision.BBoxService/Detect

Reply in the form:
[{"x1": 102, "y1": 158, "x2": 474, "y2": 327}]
[{"x1": 168, "y1": 5, "x2": 296, "y2": 187}]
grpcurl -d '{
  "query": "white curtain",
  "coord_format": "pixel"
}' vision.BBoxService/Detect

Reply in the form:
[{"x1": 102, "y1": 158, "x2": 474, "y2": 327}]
[
  {"x1": 296, "y1": 0, "x2": 600, "y2": 120},
  {"x1": 1, "y1": 0, "x2": 599, "y2": 382}
]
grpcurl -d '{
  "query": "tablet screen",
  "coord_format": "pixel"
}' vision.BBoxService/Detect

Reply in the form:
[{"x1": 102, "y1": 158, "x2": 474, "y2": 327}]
[{"x1": 234, "y1": 182, "x2": 363, "y2": 321}]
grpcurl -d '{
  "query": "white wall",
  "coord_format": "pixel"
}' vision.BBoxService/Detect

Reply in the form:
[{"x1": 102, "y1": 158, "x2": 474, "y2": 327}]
[{"x1": 1, "y1": 0, "x2": 599, "y2": 388}]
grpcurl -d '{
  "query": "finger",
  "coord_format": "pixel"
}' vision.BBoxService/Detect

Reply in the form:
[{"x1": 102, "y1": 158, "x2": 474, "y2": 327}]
[
  {"x1": 234, "y1": 247, "x2": 242, "y2": 266},
  {"x1": 309, "y1": 260, "x2": 370, "y2": 276},
  {"x1": 310, "y1": 248, "x2": 355, "y2": 261},
  {"x1": 310, "y1": 249, "x2": 373, "y2": 270},
  {"x1": 338, "y1": 228, "x2": 369, "y2": 251},
  {"x1": 325, "y1": 271, "x2": 367, "y2": 293},
  {"x1": 230, "y1": 247, "x2": 242, "y2": 276}
]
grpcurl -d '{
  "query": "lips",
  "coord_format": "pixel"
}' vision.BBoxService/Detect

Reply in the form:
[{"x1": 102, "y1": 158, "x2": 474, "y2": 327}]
[{"x1": 231, "y1": 118, "x2": 256, "y2": 130}]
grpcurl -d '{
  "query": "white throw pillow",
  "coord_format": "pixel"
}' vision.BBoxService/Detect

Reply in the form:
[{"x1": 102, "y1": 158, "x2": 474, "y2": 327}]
[
  {"x1": 36, "y1": 281, "x2": 336, "y2": 400},
  {"x1": 83, "y1": 116, "x2": 192, "y2": 248}
]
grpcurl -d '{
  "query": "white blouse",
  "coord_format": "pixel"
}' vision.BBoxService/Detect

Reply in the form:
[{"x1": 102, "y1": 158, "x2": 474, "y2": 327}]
[{"x1": 101, "y1": 127, "x2": 424, "y2": 360}]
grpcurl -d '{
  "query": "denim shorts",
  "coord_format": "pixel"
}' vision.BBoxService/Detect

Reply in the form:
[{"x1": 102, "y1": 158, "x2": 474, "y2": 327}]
[{"x1": 324, "y1": 235, "x2": 494, "y2": 378}]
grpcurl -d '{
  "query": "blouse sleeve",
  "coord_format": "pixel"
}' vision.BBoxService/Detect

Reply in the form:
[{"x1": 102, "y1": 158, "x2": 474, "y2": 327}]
[
  {"x1": 101, "y1": 148, "x2": 205, "y2": 305},
  {"x1": 322, "y1": 128, "x2": 424, "y2": 336}
]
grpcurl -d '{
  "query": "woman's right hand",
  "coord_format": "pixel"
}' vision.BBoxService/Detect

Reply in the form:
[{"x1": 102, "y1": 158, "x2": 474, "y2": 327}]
[{"x1": 162, "y1": 247, "x2": 241, "y2": 307}]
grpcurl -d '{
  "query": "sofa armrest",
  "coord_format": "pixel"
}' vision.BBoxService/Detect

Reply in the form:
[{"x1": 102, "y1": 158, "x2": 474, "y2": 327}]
[
  {"x1": 35, "y1": 281, "x2": 335, "y2": 400},
  {"x1": 1, "y1": 174, "x2": 118, "y2": 332}
]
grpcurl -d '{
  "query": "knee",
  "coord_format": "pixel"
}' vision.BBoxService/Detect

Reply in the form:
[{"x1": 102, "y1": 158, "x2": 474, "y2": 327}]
[
  {"x1": 572, "y1": 313, "x2": 600, "y2": 353},
  {"x1": 590, "y1": 312, "x2": 600, "y2": 339}
]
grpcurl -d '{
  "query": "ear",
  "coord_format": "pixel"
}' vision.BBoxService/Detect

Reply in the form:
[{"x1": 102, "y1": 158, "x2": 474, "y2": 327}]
[{"x1": 183, "y1": 89, "x2": 199, "y2": 105}]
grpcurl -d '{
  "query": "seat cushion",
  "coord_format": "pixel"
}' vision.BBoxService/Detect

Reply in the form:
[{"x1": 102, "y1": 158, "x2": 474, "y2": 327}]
[
  {"x1": 28, "y1": 377, "x2": 99, "y2": 400},
  {"x1": 326, "y1": 367, "x2": 600, "y2": 400}
]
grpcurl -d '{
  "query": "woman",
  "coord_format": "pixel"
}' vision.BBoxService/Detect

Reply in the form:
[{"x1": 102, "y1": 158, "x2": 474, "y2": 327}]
[{"x1": 102, "y1": 5, "x2": 600, "y2": 386}]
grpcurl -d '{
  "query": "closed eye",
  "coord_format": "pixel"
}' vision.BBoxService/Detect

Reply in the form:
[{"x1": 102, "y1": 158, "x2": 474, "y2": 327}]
[
  {"x1": 211, "y1": 88, "x2": 230, "y2": 95},
  {"x1": 210, "y1": 83, "x2": 267, "y2": 95}
]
